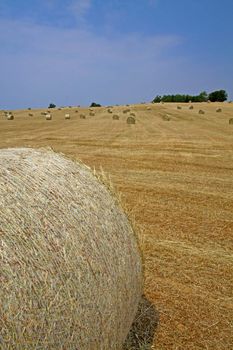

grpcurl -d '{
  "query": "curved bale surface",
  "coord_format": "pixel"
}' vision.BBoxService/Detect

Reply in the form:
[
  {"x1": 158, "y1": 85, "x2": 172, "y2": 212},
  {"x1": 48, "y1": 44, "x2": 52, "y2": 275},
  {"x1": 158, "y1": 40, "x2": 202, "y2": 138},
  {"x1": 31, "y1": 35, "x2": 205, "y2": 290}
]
[{"x1": 0, "y1": 148, "x2": 142, "y2": 350}]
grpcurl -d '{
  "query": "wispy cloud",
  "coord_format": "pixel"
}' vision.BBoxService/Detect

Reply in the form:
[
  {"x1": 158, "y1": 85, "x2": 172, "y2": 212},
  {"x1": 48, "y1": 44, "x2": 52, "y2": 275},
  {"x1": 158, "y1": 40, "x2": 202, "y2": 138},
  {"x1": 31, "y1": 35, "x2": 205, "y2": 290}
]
[
  {"x1": 0, "y1": 17, "x2": 185, "y2": 108},
  {"x1": 69, "y1": 0, "x2": 92, "y2": 19}
]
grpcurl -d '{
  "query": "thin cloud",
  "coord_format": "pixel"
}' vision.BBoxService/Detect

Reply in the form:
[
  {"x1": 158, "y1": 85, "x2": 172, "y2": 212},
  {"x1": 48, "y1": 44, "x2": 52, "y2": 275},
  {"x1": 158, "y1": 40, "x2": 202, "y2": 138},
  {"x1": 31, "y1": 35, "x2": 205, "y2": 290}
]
[{"x1": 69, "y1": 0, "x2": 92, "y2": 19}]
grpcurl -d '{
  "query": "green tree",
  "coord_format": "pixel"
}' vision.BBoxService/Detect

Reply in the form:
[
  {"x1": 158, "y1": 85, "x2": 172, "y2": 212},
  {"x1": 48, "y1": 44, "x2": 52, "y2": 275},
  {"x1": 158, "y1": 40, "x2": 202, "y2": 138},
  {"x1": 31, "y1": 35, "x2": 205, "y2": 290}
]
[
  {"x1": 208, "y1": 90, "x2": 228, "y2": 102},
  {"x1": 48, "y1": 103, "x2": 56, "y2": 108},
  {"x1": 90, "y1": 102, "x2": 101, "y2": 107}
]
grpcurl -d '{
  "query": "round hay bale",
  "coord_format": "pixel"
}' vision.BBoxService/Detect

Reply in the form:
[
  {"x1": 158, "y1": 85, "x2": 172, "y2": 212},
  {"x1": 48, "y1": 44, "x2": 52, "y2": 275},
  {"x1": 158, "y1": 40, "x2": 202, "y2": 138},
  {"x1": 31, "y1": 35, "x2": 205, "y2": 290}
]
[
  {"x1": 162, "y1": 114, "x2": 171, "y2": 121},
  {"x1": 189, "y1": 105, "x2": 194, "y2": 110},
  {"x1": 229, "y1": 118, "x2": 233, "y2": 125},
  {"x1": 107, "y1": 109, "x2": 113, "y2": 114},
  {"x1": 0, "y1": 148, "x2": 142, "y2": 350},
  {"x1": 65, "y1": 113, "x2": 70, "y2": 119},
  {"x1": 7, "y1": 114, "x2": 14, "y2": 120},
  {"x1": 199, "y1": 109, "x2": 205, "y2": 115},
  {"x1": 216, "y1": 108, "x2": 222, "y2": 113},
  {"x1": 127, "y1": 116, "x2": 136, "y2": 125},
  {"x1": 130, "y1": 112, "x2": 136, "y2": 117},
  {"x1": 123, "y1": 109, "x2": 130, "y2": 114},
  {"x1": 45, "y1": 113, "x2": 52, "y2": 120},
  {"x1": 89, "y1": 112, "x2": 95, "y2": 116},
  {"x1": 177, "y1": 106, "x2": 182, "y2": 110},
  {"x1": 28, "y1": 113, "x2": 33, "y2": 117},
  {"x1": 113, "y1": 114, "x2": 120, "y2": 120},
  {"x1": 80, "y1": 114, "x2": 86, "y2": 119},
  {"x1": 75, "y1": 110, "x2": 79, "y2": 113},
  {"x1": 146, "y1": 107, "x2": 151, "y2": 111}
]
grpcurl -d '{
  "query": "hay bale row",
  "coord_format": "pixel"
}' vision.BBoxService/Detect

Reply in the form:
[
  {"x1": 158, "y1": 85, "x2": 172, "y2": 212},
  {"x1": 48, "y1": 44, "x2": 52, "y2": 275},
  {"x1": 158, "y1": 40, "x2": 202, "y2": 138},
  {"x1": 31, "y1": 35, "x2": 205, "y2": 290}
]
[{"x1": 0, "y1": 148, "x2": 142, "y2": 350}]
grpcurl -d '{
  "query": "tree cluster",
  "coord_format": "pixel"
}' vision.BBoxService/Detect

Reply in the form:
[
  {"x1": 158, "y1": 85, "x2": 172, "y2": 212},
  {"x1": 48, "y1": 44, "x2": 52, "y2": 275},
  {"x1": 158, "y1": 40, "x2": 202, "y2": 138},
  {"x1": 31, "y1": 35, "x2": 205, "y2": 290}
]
[
  {"x1": 152, "y1": 90, "x2": 227, "y2": 103},
  {"x1": 90, "y1": 102, "x2": 101, "y2": 107}
]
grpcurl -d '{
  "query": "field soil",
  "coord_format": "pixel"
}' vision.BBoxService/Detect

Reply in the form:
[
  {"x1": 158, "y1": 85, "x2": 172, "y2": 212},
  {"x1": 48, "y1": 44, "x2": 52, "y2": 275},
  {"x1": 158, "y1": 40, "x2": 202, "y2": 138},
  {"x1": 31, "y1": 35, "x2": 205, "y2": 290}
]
[{"x1": 1, "y1": 102, "x2": 233, "y2": 349}]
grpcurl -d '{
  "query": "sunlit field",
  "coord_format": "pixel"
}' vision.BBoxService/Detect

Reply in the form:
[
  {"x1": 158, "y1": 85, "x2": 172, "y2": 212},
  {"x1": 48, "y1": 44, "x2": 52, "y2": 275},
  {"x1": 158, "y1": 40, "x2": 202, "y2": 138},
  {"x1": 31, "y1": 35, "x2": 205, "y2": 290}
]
[{"x1": 1, "y1": 102, "x2": 233, "y2": 349}]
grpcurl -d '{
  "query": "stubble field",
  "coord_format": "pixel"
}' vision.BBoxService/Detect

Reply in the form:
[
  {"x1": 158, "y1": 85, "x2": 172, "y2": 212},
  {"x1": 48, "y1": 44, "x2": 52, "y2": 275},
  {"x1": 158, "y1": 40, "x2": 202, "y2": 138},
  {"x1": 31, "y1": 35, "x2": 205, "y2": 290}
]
[{"x1": 1, "y1": 102, "x2": 233, "y2": 349}]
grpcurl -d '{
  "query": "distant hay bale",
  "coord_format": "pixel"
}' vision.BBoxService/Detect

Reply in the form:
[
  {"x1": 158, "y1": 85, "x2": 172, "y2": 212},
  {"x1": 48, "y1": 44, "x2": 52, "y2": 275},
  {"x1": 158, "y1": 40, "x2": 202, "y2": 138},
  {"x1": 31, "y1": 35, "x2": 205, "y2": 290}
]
[
  {"x1": 45, "y1": 113, "x2": 52, "y2": 120},
  {"x1": 107, "y1": 109, "x2": 113, "y2": 114},
  {"x1": 113, "y1": 114, "x2": 120, "y2": 120},
  {"x1": 177, "y1": 106, "x2": 182, "y2": 110},
  {"x1": 89, "y1": 112, "x2": 95, "y2": 116},
  {"x1": 130, "y1": 112, "x2": 136, "y2": 117},
  {"x1": 207, "y1": 100, "x2": 211, "y2": 103},
  {"x1": 58, "y1": 108, "x2": 62, "y2": 111},
  {"x1": 0, "y1": 147, "x2": 142, "y2": 350},
  {"x1": 7, "y1": 114, "x2": 14, "y2": 120},
  {"x1": 199, "y1": 110, "x2": 205, "y2": 115},
  {"x1": 162, "y1": 114, "x2": 171, "y2": 121},
  {"x1": 216, "y1": 108, "x2": 222, "y2": 113},
  {"x1": 189, "y1": 106, "x2": 194, "y2": 110},
  {"x1": 127, "y1": 116, "x2": 136, "y2": 125},
  {"x1": 65, "y1": 114, "x2": 70, "y2": 119},
  {"x1": 146, "y1": 107, "x2": 151, "y2": 111},
  {"x1": 41, "y1": 112, "x2": 46, "y2": 115},
  {"x1": 123, "y1": 109, "x2": 130, "y2": 114},
  {"x1": 229, "y1": 118, "x2": 233, "y2": 124},
  {"x1": 80, "y1": 114, "x2": 86, "y2": 119},
  {"x1": 75, "y1": 110, "x2": 79, "y2": 113},
  {"x1": 28, "y1": 113, "x2": 33, "y2": 117}
]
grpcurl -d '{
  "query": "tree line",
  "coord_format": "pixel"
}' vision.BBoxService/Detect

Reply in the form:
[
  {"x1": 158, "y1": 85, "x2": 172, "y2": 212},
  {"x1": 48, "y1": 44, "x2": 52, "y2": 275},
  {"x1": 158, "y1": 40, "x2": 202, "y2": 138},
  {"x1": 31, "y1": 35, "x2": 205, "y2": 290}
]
[{"x1": 152, "y1": 90, "x2": 228, "y2": 103}]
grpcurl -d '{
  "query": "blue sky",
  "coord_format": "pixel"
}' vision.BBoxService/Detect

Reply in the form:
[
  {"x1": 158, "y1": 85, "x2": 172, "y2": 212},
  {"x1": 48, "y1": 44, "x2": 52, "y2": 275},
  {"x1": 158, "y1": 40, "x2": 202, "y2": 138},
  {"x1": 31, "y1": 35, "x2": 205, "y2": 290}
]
[{"x1": 0, "y1": 0, "x2": 232, "y2": 109}]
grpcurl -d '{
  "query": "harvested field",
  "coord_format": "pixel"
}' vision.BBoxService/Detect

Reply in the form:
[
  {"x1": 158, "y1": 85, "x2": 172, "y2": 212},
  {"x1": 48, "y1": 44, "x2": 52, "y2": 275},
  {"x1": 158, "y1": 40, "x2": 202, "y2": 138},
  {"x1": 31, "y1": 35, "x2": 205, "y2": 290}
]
[{"x1": 0, "y1": 102, "x2": 233, "y2": 349}]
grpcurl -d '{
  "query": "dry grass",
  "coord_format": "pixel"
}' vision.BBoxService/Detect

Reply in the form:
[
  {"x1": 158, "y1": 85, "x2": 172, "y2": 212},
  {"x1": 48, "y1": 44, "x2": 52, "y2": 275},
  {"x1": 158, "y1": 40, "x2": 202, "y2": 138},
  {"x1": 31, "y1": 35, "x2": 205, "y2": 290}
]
[
  {"x1": 0, "y1": 148, "x2": 142, "y2": 349},
  {"x1": 0, "y1": 102, "x2": 232, "y2": 349}
]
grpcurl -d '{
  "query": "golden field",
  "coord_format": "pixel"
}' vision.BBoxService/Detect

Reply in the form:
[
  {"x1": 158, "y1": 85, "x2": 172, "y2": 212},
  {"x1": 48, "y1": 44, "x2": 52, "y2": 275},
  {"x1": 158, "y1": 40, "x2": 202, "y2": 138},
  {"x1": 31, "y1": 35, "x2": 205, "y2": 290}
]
[{"x1": 1, "y1": 102, "x2": 233, "y2": 349}]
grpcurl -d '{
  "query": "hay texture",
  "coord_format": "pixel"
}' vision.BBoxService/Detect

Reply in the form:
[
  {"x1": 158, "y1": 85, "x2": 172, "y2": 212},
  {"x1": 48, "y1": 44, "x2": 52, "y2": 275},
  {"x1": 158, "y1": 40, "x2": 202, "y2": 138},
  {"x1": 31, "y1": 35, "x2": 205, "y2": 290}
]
[{"x1": 0, "y1": 148, "x2": 142, "y2": 350}]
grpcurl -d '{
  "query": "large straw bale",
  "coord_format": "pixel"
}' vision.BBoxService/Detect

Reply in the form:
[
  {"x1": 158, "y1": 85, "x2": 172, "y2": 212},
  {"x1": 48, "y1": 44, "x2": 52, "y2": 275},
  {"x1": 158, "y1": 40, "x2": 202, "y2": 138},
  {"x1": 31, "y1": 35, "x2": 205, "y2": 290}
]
[
  {"x1": 229, "y1": 118, "x2": 233, "y2": 125},
  {"x1": 0, "y1": 148, "x2": 142, "y2": 350}
]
